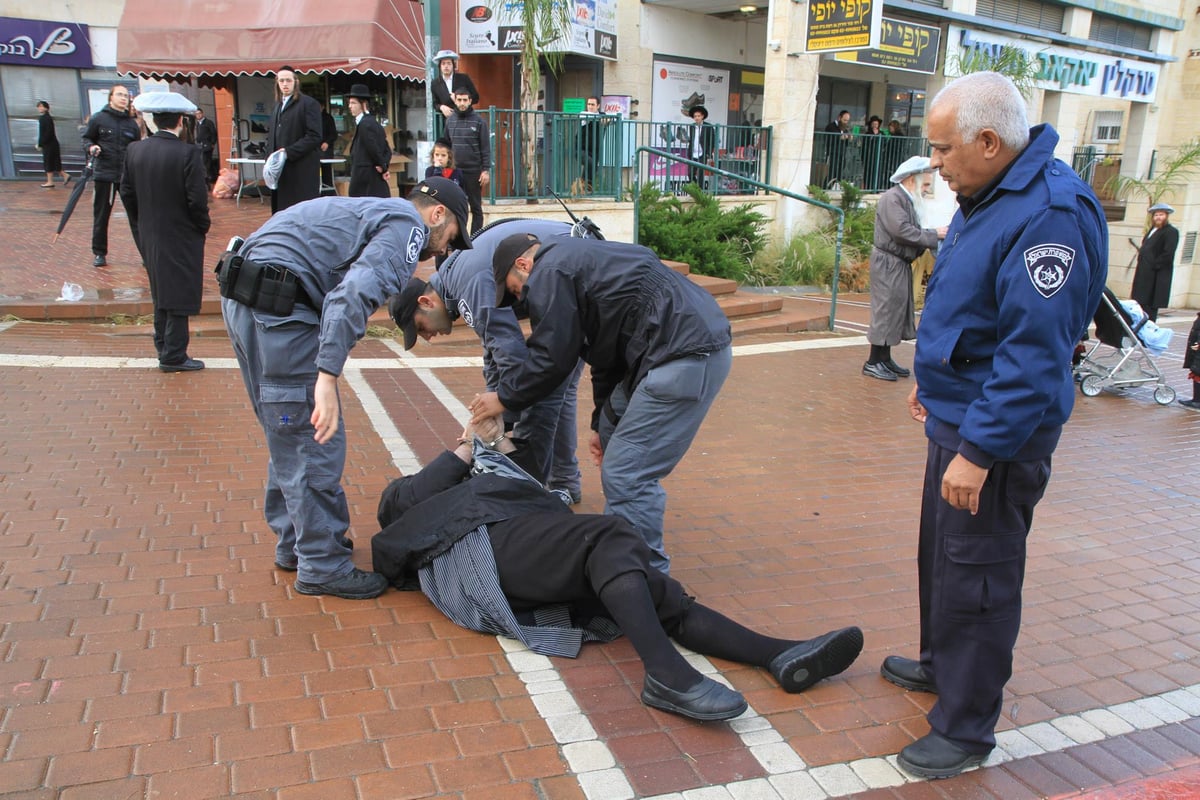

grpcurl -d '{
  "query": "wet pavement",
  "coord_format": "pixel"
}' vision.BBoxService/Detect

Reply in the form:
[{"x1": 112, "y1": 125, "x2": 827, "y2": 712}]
[{"x1": 1, "y1": 180, "x2": 1200, "y2": 799}]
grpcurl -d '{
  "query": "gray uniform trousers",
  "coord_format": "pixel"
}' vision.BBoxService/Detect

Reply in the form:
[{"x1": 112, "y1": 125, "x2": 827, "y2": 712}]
[
  {"x1": 223, "y1": 297, "x2": 355, "y2": 583},
  {"x1": 598, "y1": 346, "x2": 733, "y2": 574}
]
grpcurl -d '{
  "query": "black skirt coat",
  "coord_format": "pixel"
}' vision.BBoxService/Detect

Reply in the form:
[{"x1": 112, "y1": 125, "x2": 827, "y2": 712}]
[
  {"x1": 1131, "y1": 223, "x2": 1179, "y2": 311},
  {"x1": 38, "y1": 113, "x2": 62, "y2": 172},
  {"x1": 348, "y1": 113, "x2": 392, "y2": 198},
  {"x1": 118, "y1": 132, "x2": 211, "y2": 314}
]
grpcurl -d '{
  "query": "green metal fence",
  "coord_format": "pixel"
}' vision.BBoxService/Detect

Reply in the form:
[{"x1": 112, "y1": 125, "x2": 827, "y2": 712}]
[
  {"x1": 811, "y1": 131, "x2": 926, "y2": 192},
  {"x1": 435, "y1": 108, "x2": 773, "y2": 202}
]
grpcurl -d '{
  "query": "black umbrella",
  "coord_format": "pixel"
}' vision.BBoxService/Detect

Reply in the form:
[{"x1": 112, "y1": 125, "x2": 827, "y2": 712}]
[{"x1": 52, "y1": 159, "x2": 94, "y2": 243}]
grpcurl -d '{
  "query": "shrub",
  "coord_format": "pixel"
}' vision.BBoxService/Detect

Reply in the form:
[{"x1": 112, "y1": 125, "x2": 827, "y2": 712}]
[
  {"x1": 746, "y1": 182, "x2": 875, "y2": 290},
  {"x1": 636, "y1": 183, "x2": 768, "y2": 281}
]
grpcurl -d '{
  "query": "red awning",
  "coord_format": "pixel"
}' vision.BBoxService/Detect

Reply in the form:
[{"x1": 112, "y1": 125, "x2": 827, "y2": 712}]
[{"x1": 117, "y1": 0, "x2": 427, "y2": 80}]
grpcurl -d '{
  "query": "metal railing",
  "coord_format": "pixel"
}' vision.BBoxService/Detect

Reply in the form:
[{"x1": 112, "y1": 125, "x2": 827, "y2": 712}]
[
  {"x1": 1071, "y1": 146, "x2": 1124, "y2": 201},
  {"x1": 633, "y1": 147, "x2": 844, "y2": 331},
  {"x1": 434, "y1": 108, "x2": 773, "y2": 202},
  {"x1": 810, "y1": 131, "x2": 926, "y2": 192}
]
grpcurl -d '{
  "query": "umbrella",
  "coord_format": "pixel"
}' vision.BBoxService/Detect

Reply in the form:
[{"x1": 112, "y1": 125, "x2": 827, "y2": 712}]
[{"x1": 52, "y1": 159, "x2": 94, "y2": 243}]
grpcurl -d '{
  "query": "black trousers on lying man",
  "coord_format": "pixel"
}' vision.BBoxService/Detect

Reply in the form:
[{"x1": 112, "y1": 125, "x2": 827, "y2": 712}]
[{"x1": 371, "y1": 437, "x2": 863, "y2": 721}]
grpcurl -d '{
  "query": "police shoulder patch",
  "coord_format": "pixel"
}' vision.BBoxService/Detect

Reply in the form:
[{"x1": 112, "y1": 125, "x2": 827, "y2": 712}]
[
  {"x1": 1023, "y1": 243, "x2": 1074, "y2": 299},
  {"x1": 457, "y1": 298, "x2": 474, "y2": 328},
  {"x1": 406, "y1": 227, "x2": 426, "y2": 264}
]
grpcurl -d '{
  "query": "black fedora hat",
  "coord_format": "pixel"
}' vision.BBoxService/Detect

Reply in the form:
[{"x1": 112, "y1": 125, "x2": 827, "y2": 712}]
[
  {"x1": 688, "y1": 105, "x2": 709, "y2": 119},
  {"x1": 347, "y1": 84, "x2": 372, "y2": 100}
]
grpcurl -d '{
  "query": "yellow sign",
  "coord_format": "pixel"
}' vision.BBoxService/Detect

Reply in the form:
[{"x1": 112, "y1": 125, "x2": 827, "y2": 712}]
[{"x1": 805, "y1": 0, "x2": 882, "y2": 53}]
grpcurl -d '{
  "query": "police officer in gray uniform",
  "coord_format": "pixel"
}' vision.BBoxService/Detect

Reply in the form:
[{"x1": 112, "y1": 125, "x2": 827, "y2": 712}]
[
  {"x1": 220, "y1": 177, "x2": 471, "y2": 599},
  {"x1": 390, "y1": 218, "x2": 593, "y2": 501}
]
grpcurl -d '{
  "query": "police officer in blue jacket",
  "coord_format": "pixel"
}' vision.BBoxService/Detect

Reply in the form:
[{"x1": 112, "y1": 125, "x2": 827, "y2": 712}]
[
  {"x1": 388, "y1": 218, "x2": 589, "y2": 501},
  {"x1": 879, "y1": 72, "x2": 1108, "y2": 779}
]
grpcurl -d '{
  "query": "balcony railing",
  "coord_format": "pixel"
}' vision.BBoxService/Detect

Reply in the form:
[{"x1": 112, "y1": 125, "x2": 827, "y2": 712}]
[
  {"x1": 810, "y1": 131, "x2": 927, "y2": 193},
  {"x1": 433, "y1": 108, "x2": 773, "y2": 202},
  {"x1": 1071, "y1": 146, "x2": 1123, "y2": 201}
]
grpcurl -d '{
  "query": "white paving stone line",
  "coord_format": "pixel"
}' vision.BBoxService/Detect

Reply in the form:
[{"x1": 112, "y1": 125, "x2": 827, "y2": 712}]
[{"x1": 341, "y1": 367, "x2": 422, "y2": 476}]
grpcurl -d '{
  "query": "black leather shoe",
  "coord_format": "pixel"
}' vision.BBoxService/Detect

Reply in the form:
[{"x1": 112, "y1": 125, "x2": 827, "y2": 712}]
[
  {"x1": 769, "y1": 626, "x2": 864, "y2": 693},
  {"x1": 883, "y1": 358, "x2": 911, "y2": 378},
  {"x1": 1179, "y1": 399, "x2": 1200, "y2": 410},
  {"x1": 898, "y1": 732, "x2": 989, "y2": 779},
  {"x1": 159, "y1": 358, "x2": 205, "y2": 373},
  {"x1": 862, "y1": 361, "x2": 897, "y2": 381},
  {"x1": 295, "y1": 568, "x2": 388, "y2": 600},
  {"x1": 93, "y1": 255, "x2": 107, "y2": 267},
  {"x1": 880, "y1": 655, "x2": 936, "y2": 693},
  {"x1": 274, "y1": 560, "x2": 298, "y2": 572},
  {"x1": 641, "y1": 674, "x2": 747, "y2": 721}
]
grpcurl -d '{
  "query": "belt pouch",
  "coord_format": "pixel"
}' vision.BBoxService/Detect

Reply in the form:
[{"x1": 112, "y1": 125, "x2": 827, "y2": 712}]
[
  {"x1": 256, "y1": 266, "x2": 298, "y2": 316},
  {"x1": 230, "y1": 257, "x2": 266, "y2": 306},
  {"x1": 214, "y1": 252, "x2": 244, "y2": 300}
]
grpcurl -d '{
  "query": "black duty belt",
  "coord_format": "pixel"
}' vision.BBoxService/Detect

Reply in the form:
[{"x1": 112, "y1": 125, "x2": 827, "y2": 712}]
[{"x1": 214, "y1": 251, "x2": 317, "y2": 316}]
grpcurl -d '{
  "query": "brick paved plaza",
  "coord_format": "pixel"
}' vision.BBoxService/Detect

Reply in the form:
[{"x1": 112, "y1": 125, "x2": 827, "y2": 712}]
[{"x1": 2, "y1": 182, "x2": 1200, "y2": 799}]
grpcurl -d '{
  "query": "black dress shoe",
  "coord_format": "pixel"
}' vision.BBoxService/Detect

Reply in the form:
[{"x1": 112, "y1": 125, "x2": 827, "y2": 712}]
[
  {"x1": 880, "y1": 655, "x2": 936, "y2": 693},
  {"x1": 159, "y1": 358, "x2": 205, "y2": 373},
  {"x1": 769, "y1": 626, "x2": 864, "y2": 693},
  {"x1": 898, "y1": 732, "x2": 989, "y2": 779},
  {"x1": 93, "y1": 255, "x2": 107, "y2": 267},
  {"x1": 641, "y1": 674, "x2": 747, "y2": 721},
  {"x1": 1179, "y1": 399, "x2": 1200, "y2": 410},
  {"x1": 294, "y1": 568, "x2": 388, "y2": 600},
  {"x1": 883, "y1": 358, "x2": 911, "y2": 377},
  {"x1": 274, "y1": 560, "x2": 298, "y2": 572},
  {"x1": 862, "y1": 361, "x2": 897, "y2": 381}
]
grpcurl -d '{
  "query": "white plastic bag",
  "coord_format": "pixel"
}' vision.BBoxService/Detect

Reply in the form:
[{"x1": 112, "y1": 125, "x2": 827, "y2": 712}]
[{"x1": 57, "y1": 282, "x2": 84, "y2": 302}]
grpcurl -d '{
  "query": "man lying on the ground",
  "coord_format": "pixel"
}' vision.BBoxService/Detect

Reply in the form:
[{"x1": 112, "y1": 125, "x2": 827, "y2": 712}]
[{"x1": 371, "y1": 416, "x2": 864, "y2": 722}]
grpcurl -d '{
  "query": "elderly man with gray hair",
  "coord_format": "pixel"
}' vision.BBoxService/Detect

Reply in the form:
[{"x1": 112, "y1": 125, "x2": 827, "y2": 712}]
[
  {"x1": 879, "y1": 72, "x2": 1107, "y2": 779},
  {"x1": 862, "y1": 155, "x2": 948, "y2": 381}
]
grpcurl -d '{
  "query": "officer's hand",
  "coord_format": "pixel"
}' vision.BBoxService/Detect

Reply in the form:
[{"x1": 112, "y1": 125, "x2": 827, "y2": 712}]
[
  {"x1": 312, "y1": 371, "x2": 340, "y2": 444},
  {"x1": 907, "y1": 384, "x2": 927, "y2": 423},
  {"x1": 942, "y1": 454, "x2": 987, "y2": 515},
  {"x1": 468, "y1": 391, "x2": 505, "y2": 425},
  {"x1": 589, "y1": 431, "x2": 604, "y2": 467}
]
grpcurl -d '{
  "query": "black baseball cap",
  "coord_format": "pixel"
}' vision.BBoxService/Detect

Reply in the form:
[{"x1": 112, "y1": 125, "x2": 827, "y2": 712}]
[
  {"x1": 409, "y1": 178, "x2": 473, "y2": 252},
  {"x1": 388, "y1": 278, "x2": 429, "y2": 350},
  {"x1": 492, "y1": 232, "x2": 540, "y2": 307}
]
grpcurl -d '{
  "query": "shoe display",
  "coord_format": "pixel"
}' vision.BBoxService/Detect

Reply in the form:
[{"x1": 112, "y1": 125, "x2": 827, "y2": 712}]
[
  {"x1": 883, "y1": 359, "x2": 911, "y2": 377},
  {"x1": 897, "y1": 732, "x2": 989, "y2": 779},
  {"x1": 862, "y1": 361, "x2": 897, "y2": 381},
  {"x1": 159, "y1": 358, "x2": 205, "y2": 373},
  {"x1": 294, "y1": 568, "x2": 388, "y2": 600},
  {"x1": 769, "y1": 626, "x2": 864, "y2": 693},
  {"x1": 641, "y1": 673, "x2": 747, "y2": 721},
  {"x1": 880, "y1": 655, "x2": 937, "y2": 693},
  {"x1": 93, "y1": 255, "x2": 107, "y2": 267}
]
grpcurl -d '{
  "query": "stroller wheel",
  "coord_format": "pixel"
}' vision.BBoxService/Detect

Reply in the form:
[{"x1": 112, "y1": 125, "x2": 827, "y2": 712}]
[
  {"x1": 1154, "y1": 385, "x2": 1177, "y2": 405},
  {"x1": 1080, "y1": 374, "x2": 1104, "y2": 397}
]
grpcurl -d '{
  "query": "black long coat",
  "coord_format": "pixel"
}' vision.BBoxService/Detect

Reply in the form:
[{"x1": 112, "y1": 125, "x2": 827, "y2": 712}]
[
  {"x1": 265, "y1": 93, "x2": 322, "y2": 213},
  {"x1": 348, "y1": 113, "x2": 392, "y2": 198},
  {"x1": 118, "y1": 132, "x2": 211, "y2": 314},
  {"x1": 38, "y1": 112, "x2": 62, "y2": 172},
  {"x1": 1131, "y1": 222, "x2": 1179, "y2": 312}
]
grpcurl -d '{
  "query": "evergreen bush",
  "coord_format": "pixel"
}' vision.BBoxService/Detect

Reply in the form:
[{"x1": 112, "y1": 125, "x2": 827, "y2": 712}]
[{"x1": 635, "y1": 183, "x2": 768, "y2": 281}]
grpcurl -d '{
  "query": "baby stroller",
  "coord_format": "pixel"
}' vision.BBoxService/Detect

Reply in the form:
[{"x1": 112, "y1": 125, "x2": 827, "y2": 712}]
[{"x1": 1074, "y1": 287, "x2": 1176, "y2": 405}]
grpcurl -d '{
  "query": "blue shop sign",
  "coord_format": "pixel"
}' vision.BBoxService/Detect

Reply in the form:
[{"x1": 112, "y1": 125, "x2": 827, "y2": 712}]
[{"x1": 0, "y1": 17, "x2": 93, "y2": 69}]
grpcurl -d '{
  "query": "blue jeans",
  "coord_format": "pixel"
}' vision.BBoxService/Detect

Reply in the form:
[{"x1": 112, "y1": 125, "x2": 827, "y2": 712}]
[
  {"x1": 223, "y1": 298, "x2": 355, "y2": 583},
  {"x1": 598, "y1": 346, "x2": 733, "y2": 573}
]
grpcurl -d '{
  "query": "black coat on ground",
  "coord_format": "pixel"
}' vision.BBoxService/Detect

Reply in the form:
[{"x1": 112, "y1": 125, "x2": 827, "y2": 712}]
[{"x1": 119, "y1": 131, "x2": 211, "y2": 314}]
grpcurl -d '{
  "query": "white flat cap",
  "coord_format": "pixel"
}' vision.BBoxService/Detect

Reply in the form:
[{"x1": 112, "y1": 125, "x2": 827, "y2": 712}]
[
  {"x1": 132, "y1": 91, "x2": 198, "y2": 115},
  {"x1": 890, "y1": 155, "x2": 932, "y2": 184}
]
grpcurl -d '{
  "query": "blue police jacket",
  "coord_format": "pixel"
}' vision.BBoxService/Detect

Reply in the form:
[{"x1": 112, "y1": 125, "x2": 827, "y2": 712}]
[{"x1": 915, "y1": 124, "x2": 1108, "y2": 466}]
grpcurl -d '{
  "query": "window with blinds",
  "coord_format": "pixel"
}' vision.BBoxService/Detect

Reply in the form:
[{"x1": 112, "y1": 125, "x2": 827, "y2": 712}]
[
  {"x1": 1089, "y1": 15, "x2": 1153, "y2": 50},
  {"x1": 1093, "y1": 111, "x2": 1122, "y2": 143},
  {"x1": 975, "y1": 0, "x2": 1065, "y2": 33},
  {"x1": 1182, "y1": 232, "x2": 1197, "y2": 265}
]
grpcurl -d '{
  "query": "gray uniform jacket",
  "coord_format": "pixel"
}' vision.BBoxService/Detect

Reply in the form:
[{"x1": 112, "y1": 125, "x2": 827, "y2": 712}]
[
  {"x1": 434, "y1": 219, "x2": 577, "y2": 388},
  {"x1": 237, "y1": 196, "x2": 428, "y2": 376},
  {"x1": 867, "y1": 183, "x2": 939, "y2": 346}
]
